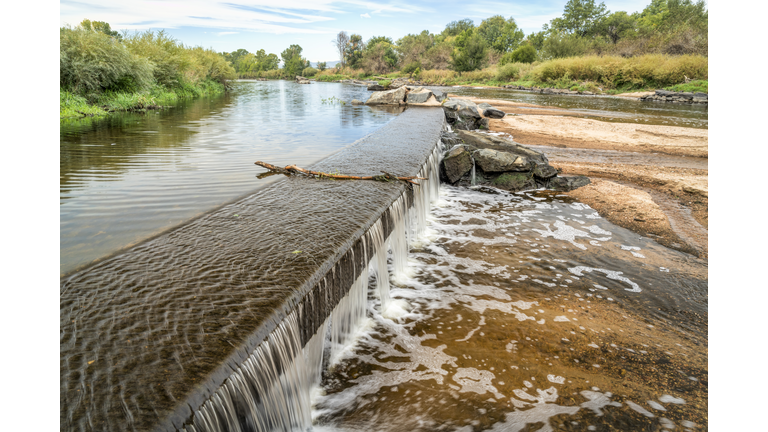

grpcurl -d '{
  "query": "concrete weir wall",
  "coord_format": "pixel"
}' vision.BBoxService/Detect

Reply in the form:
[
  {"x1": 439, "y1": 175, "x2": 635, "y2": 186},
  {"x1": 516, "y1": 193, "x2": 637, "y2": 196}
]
[{"x1": 60, "y1": 107, "x2": 446, "y2": 432}]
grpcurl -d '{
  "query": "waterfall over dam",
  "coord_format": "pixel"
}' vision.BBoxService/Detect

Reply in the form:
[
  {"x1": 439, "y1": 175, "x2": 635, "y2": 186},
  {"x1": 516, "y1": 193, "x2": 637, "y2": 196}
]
[{"x1": 60, "y1": 107, "x2": 447, "y2": 432}]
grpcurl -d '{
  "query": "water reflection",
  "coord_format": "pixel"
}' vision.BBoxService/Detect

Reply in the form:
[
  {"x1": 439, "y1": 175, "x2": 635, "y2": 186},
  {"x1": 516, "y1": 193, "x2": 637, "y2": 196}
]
[{"x1": 60, "y1": 80, "x2": 399, "y2": 275}]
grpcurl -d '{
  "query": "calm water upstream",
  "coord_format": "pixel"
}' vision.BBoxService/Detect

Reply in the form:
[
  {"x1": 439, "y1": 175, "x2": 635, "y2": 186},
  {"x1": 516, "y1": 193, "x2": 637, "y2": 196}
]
[
  {"x1": 60, "y1": 80, "x2": 401, "y2": 275},
  {"x1": 441, "y1": 87, "x2": 708, "y2": 129}
]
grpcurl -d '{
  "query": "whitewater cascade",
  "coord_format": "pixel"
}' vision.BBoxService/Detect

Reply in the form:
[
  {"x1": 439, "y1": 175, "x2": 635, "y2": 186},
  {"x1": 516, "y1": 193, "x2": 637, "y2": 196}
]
[{"x1": 179, "y1": 138, "x2": 444, "y2": 432}]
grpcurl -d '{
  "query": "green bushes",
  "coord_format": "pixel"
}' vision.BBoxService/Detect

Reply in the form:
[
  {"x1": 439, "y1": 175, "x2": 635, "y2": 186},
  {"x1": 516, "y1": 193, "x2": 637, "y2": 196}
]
[
  {"x1": 502, "y1": 45, "x2": 537, "y2": 64},
  {"x1": 60, "y1": 22, "x2": 234, "y2": 119},
  {"x1": 60, "y1": 26, "x2": 153, "y2": 94},
  {"x1": 495, "y1": 63, "x2": 522, "y2": 82},
  {"x1": 401, "y1": 61, "x2": 421, "y2": 74},
  {"x1": 302, "y1": 67, "x2": 318, "y2": 77}
]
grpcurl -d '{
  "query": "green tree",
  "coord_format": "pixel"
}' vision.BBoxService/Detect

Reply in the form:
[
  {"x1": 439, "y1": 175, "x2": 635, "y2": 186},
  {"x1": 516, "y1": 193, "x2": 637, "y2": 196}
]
[
  {"x1": 442, "y1": 19, "x2": 475, "y2": 37},
  {"x1": 476, "y1": 15, "x2": 525, "y2": 54},
  {"x1": 345, "y1": 34, "x2": 365, "y2": 68},
  {"x1": 79, "y1": 19, "x2": 122, "y2": 40},
  {"x1": 363, "y1": 37, "x2": 398, "y2": 73},
  {"x1": 451, "y1": 29, "x2": 488, "y2": 72},
  {"x1": 255, "y1": 49, "x2": 279, "y2": 72},
  {"x1": 549, "y1": 0, "x2": 609, "y2": 37},
  {"x1": 317, "y1": 61, "x2": 327, "y2": 71},
  {"x1": 396, "y1": 31, "x2": 434, "y2": 66},
  {"x1": 635, "y1": 0, "x2": 669, "y2": 31},
  {"x1": 662, "y1": 0, "x2": 708, "y2": 32},
  {"x1": 599, "y1": 11, "x2": 636, "y2": 44},
  {"x1": 526, "y1": 31, "x2": 547, "y2": 51},
  {"x1": 281, "y1": 44, "x2": 309, "y2": 77}
]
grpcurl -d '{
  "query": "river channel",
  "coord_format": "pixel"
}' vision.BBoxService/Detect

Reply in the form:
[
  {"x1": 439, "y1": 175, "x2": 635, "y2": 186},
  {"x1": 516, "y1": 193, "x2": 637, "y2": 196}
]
[{"x1": 60, "y1": 81, "x2": 707, "y2": 431}]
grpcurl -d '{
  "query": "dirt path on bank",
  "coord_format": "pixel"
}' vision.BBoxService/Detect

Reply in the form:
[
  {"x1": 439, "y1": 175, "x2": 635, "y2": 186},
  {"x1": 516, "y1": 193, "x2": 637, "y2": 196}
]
[{"x1": 465, "y1": 96, "x2": 709, "y2": 259}]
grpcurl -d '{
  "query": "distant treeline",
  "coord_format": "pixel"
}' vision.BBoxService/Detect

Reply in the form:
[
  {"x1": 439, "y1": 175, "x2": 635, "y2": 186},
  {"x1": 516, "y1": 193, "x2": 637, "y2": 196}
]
[{"x1": 223, "y1": 0, "x2": 707, "y2": 80}]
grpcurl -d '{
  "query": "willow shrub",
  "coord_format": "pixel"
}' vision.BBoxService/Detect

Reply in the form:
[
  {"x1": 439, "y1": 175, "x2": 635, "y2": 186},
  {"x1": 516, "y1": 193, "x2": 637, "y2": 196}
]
[
  {"x1": 529, "y1": 54, "x2": 707, "y2": 89},
  {"x1": 60, "y1": 27, "x2": 153, "y2": 94},
  {"x1": 123, "y1": 30, "x2": 191, "y2": 88}
]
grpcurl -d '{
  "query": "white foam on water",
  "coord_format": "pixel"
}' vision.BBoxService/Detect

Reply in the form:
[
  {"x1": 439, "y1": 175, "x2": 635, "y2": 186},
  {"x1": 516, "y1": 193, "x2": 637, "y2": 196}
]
[
  {"x1": 626, "y1": 400, "x2": 655, "y2": 418},
  {"x1": 554, "y1": 316, "x2": 570, "y2": 322},
  {"x1": 547, "y1": 375, "x2": 565, "y2": 384},
  {"x1": 659, "y1": 395, "x2": 686, "y2": 404},
  {"x1": 648, "y1": 400, "x2": 667, "y2": 411},
  {"x1": 568, "y1": 266, "x2": 642, "y2": 293}
]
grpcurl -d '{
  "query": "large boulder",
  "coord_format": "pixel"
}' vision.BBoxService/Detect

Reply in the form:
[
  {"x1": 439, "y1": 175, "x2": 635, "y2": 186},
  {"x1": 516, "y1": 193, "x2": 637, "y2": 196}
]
[
  {"x1": 295, "y1": 76, "x2": 311, "y2": 84},
  {"x1": 432, "y1": 89, "x2": 448, "y2": 102},
  {"x1": 443, "y1": 99, "x2": 484, "y2": 130},
  {"x1": 406, "y1": 87, "x2": 433, "y2": 104},
  {"x1": 441, "y1": 145, "x2": 474, "y2": 184},
  {"x1": 483, "y1": 108, "x2": 506, "y2": 119},
  {"x1": 474, "y1": 149, "x2": 531, "y2": 172},
  {"x1": 365, "y1": 86, "x2": 407, "y2": 105},
  {"x1": 454, "y1": 130, "x2": 550, "y2": 167}
]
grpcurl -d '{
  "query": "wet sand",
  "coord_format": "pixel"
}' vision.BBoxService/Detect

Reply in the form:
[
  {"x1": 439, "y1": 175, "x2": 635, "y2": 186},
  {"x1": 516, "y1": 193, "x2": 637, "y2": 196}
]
[{"x1": 460, "y1": 96, "x2": 709, "y2": 260}]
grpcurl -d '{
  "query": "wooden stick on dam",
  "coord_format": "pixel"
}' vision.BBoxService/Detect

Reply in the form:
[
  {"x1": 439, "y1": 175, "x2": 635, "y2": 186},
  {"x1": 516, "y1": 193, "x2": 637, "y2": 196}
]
[{"x1": 255, "y1": 161, "x2": 427, "y2": 186}]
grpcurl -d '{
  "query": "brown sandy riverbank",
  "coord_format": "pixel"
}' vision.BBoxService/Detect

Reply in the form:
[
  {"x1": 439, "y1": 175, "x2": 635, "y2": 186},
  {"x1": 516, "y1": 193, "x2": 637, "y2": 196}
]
[{"x1": 460, "y1": 96, "x2": 709, "y2": 259}]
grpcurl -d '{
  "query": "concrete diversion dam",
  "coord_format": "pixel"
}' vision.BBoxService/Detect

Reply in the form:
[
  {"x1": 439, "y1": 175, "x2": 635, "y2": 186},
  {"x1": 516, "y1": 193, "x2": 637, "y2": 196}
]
[{"x1": 60, "y1": 107, "x2": 447, "y2": 432}]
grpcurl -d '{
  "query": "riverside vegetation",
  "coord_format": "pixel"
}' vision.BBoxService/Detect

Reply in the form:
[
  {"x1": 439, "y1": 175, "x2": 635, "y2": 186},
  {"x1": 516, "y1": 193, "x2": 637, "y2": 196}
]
[
  {"x1": 60, "y1": 20, "x2": 236, "y2": 119},
  {"x1": 61, "y1": 0, "x2": 707, "y2": 120},
  {"x1": 230, "y1": 0, "x2": 708, "y2": 94}
]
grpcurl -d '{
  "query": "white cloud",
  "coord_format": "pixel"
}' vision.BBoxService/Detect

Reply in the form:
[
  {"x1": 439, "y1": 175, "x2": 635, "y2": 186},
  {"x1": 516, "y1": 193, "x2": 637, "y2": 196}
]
[
  {"x1": 217, "y1": 31, "x2": 239, "y2": 36},
  {"x1": 360, "y1": 13, "x2": 371, "y2": 18}
]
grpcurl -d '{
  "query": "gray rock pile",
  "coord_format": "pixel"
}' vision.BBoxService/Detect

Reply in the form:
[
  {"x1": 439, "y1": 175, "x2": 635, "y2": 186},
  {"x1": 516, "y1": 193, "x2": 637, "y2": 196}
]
[
  {"x1": 295, "y1": 76, "x2": 311, "y2": 84},
  {"x1": 640, "y1": 90, "x2": 707, "y2": 104},
  {"x1": 439, "y1": 130, "x2": 590, "y2": 192}
]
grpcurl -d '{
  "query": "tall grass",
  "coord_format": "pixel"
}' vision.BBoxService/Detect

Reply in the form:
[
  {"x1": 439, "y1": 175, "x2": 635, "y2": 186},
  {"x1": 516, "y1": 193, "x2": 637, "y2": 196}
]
[{"x1": 528, "y1": 54, "x2": 707, "y2": 90}]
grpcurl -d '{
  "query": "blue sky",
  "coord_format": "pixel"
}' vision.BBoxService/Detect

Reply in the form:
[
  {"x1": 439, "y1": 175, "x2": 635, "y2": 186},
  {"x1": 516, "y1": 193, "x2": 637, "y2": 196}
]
[{"x1": 60, "y1": 0, "x2": 656, "y2": 63}]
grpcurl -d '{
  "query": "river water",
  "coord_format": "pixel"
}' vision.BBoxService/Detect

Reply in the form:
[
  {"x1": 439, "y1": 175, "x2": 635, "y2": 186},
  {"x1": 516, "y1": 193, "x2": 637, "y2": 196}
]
[
  {"x1": 442, "y1": 87, "x2": 708, "y2": 129},
  {"x1": 60, "y1": 80, "x2": 400, "y2": 275},
  {"x1": 60, "y1": 81, "x2": 707, "y2": 431}
]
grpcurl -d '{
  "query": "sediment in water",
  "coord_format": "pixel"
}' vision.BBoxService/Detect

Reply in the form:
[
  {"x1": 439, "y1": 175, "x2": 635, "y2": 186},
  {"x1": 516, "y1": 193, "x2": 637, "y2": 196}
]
[{"x1": 60, "y1": 107, "x2": 446, "y2": 432}]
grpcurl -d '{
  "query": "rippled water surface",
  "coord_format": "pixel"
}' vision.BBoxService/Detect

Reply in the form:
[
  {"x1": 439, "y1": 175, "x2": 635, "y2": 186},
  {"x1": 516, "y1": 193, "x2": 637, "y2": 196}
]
[
  {"x1": 60, "y1": 80, "x2": 400, "y2": 275},
  {"x1": 441, "y1": 87, "x2": 708, "y2": 129},
  {"x1": 313, "y1": 185, "x2": 707, "y2": 431}
]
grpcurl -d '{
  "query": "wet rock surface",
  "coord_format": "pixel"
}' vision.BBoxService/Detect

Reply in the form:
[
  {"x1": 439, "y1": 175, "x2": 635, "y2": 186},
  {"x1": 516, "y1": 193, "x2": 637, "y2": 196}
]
[
  {"x1": 439, "y1": 129, "x2": 589, "y2": 193},
  {"x1": 640, "y1": 90, "x2": 708, "y2": 104}
]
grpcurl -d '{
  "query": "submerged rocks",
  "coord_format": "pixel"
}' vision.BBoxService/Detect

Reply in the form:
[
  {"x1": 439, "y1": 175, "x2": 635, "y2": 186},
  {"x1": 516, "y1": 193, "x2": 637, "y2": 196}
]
[
  {"x1": 640, "y1": 90, "x2": 708, "y2": 104},
  {"x1": 439, "y1": 130, "x2": 589, "y2": 193},
  {"x1": 295, "y1": 76, "x2": 311, "y2": 84}
]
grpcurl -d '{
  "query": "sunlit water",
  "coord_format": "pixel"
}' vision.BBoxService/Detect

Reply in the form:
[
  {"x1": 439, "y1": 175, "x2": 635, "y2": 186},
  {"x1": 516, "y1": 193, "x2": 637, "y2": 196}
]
[
  {"x1": 312, "y1": 185, "x2": 707, "y2": 431},
  {"x1": 440, "y1": 87, "x2": 708, "y2": 129},
  {"x1": 60, "y1": 80, "x2": 401, "y2": 275}
]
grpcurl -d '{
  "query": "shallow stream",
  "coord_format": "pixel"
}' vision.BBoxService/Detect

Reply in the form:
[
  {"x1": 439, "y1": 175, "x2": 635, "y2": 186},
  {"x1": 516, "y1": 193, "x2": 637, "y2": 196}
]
[{"x1": 312, "y1": 185, "x2": 707, "y2": 431}]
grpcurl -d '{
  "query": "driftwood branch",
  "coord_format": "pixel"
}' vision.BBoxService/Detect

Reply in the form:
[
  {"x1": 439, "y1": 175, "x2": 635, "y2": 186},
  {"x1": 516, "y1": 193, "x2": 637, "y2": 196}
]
[{"x1": 255, "y1": 161, "x2": 427, "y2": 186}]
